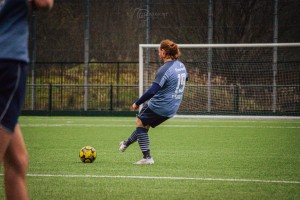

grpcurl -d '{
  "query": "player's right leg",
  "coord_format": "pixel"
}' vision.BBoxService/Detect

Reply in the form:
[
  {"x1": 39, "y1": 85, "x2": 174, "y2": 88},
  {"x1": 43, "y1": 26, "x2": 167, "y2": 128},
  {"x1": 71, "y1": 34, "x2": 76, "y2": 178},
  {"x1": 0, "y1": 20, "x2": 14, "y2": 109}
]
[
  {"x1": 0, "y1": 128, "x2": 11, "y2": 162},
  {"x1": 119, "y1": 105, "x2": 151, "y2": 153},
  {"x1": 133, "y1": 105, "x2": 169, "y2": 165},
  {"x1": 4, "y1": 124, "x2": 29, "y2": 200},
  {"x1": 119, "y1": 129, "x2": 138, "y2": 152},
  {"x1": 0, "y1": 60, "x2": 29, "y2": 200},
  {"x1": 0, "y1": 60, "x2": 15, "y2": 162}
]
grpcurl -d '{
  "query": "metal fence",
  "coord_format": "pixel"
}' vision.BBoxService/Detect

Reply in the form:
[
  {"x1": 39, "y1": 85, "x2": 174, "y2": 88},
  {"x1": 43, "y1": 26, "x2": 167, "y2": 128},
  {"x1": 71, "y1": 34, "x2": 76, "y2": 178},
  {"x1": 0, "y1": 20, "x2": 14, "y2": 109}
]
[
  {"x1": 25, "y1": 0, "x2": 300, "y2": 115},
  {"x1": 24, "y1": 84, "x2": 300, "y2": 115},
  {"x1": 23, "y1": 60, "x2": 300, "y2": 115},
  {"x1": 24, "y1": 84, "x2": 138, "y2": 112},
  {"x1": 23, "y1": 83, "x2": 300, "y2": 115}
]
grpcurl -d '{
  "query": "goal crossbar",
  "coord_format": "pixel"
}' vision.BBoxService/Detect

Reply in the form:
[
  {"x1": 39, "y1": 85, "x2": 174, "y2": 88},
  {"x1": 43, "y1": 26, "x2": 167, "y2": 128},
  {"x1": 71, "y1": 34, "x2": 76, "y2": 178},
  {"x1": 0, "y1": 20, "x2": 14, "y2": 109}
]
[{"x1": 140, "y1": 43, "x2": 300, "y2": 49}]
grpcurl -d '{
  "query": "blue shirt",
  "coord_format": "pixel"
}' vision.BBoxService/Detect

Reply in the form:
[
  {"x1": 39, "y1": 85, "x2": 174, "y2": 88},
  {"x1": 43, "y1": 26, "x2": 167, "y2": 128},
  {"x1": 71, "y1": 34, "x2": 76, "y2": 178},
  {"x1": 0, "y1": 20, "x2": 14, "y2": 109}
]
[
  {"x1": 148, "y1": 60, "x2": 187, "y2": 117},
  {"x1": 0, "y1": 0, "x2": 29, "y2": 63}
]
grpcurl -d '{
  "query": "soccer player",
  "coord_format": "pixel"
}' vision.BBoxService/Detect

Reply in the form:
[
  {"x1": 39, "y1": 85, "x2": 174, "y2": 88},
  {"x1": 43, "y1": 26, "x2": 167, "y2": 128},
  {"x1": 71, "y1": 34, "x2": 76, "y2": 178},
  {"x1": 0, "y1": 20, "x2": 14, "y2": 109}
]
[
  {"x1": 119, "y1": 39, "x2": 188, "y2": 165},
  {"x1": 0, "y1": 0, "x2": 53, "y2": 199}
]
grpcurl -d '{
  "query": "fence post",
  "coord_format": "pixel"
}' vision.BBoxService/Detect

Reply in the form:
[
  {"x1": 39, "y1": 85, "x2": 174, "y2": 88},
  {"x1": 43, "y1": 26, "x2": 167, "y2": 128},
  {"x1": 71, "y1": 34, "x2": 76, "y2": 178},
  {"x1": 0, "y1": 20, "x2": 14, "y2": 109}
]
[
  {"x1": 117, "y1": 63, "x2": 120, "y2": 108},
  {"x1": 272, "y1": 0, "x2": 278, "y2": 112},
  {"x1": 234, "y1": 84, "x2": 239, "y2": 113},
  {"x1": 30, "y1": 11, "x2": 37, "y2": 110},
  {"x1": 207, "y1": 0, "x2": 213, "y2": 113},
  {"x1": 110, "y1": 84, "x2": 113, "y2": 111},
  {"x1": 84, "y1": 0, "x2": 90, "y2": 111},
  {"x1": 48, "y1": 84, "x2": 52, "y2": 111}
]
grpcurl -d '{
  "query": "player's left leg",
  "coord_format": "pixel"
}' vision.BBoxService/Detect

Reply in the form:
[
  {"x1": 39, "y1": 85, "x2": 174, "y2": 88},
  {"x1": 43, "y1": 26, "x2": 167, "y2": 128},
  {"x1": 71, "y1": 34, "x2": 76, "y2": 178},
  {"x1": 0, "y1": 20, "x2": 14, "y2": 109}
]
[
  {"x1": 119, "y1": 116, "x2": 150, "y2": 152},
  {"x1": 119, "y1": 104, "x2": 169, "y2": 164},
  {"x1": 4, "y1": 124, "x2": 29, "y2": 200},
  {"x1": 119, "y1": 105, "x2": 151, "y2": 152},
  {"x1": 133, "y1": 107, "x2": 169, "y2": 165},
  {"x1": 133, "y1": 123, "x2": 153, "y2": 165},
  {"x1": 136, "y1": 124, "x2": 151, "y2": 158}
]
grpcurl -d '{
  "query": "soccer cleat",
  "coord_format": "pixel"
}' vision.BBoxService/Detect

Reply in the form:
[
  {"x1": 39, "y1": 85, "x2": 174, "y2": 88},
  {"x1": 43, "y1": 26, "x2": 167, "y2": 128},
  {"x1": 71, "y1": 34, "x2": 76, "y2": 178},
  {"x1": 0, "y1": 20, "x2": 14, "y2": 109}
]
[
  {"x1": 119, "y1": 141, "x2": 128, "y2": 152},
  {"x1": 133, "y1": 157, "x2": 154, "y2": 165}
]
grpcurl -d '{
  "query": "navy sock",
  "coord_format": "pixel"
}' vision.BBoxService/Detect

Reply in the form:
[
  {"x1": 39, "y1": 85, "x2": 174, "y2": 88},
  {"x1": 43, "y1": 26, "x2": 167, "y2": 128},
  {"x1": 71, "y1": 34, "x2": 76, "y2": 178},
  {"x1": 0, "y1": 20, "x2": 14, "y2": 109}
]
[
  {"x1": 126, "y1": 130, "x2": 137, "y2": 146},
  {"x1": 136, "y1": 127, "x2": 151, "y2": 159}
]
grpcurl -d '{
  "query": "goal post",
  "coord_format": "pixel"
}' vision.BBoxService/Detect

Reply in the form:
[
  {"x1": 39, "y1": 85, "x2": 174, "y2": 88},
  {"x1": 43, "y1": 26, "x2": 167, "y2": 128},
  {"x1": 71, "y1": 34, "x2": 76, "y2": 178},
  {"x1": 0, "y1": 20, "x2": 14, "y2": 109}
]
[{"x1": 139, "y1": 43, "x2": 300, "y2": 116}]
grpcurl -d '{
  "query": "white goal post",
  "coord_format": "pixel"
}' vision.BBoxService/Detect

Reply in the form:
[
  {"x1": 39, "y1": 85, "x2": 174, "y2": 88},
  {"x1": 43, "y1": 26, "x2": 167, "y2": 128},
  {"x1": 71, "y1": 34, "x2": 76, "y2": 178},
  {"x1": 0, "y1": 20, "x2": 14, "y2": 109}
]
[{"x1": 139, "y1": 43, "x2": 300, "y2": 115}]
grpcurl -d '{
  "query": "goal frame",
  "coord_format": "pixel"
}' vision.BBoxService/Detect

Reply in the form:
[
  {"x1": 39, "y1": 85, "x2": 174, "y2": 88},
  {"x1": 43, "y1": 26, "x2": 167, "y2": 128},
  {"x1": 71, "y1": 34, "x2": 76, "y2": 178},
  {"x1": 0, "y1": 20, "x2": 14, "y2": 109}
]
[{"x1": 139, "y1": 43, "x2": 300, "y2": 114}]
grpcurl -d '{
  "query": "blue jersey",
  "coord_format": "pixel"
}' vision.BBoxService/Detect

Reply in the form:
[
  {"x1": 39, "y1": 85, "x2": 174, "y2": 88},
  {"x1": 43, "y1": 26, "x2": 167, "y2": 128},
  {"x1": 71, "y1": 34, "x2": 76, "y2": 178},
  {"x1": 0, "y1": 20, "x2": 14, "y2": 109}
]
[
  {"x1": 148, "y1": 60, "x2": 187, "y2": 117},
  {"x1": 0, "y1": 0, "x2": 29, "y2": 63}
]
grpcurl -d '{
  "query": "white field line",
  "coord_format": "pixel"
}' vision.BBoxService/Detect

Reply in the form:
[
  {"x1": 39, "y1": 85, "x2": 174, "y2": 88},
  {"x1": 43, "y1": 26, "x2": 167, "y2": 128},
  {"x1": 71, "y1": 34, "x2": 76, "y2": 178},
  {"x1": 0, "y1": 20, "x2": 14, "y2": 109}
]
[
  {"x1": 0, "y1": 174, "x2": 293, "y2": 184},
  {"x1": 20, "y1": 117, "x2": 300, "y2": 123},
  {"x1": 20, "y1": 124, "x2": 300, "y2": 129},
  {"x1": 175, "y1": 115, "x2": 300, "y2": 120}
]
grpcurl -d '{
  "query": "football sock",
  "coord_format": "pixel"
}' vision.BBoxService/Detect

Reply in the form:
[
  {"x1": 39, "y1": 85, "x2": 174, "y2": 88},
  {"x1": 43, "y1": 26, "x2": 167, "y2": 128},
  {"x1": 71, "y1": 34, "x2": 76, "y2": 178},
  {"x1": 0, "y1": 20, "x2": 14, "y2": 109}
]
[
  {"x1": 126, "y1": 130, "x2": 137, "y2": 146},
  {"x1": 136, "y1": 127, "x2": 151, "y2": 158},
  {"x1": 143, "y1": 150, "x2": 151, "y2": 159}
]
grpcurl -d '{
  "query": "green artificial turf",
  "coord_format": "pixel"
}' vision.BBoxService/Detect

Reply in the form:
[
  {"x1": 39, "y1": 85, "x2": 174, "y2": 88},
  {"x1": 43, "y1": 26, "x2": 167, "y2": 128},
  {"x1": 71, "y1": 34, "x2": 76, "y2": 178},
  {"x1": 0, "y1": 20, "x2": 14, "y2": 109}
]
[{"x1": 0, "y1": 116, "x2": 299, "y2": 199}]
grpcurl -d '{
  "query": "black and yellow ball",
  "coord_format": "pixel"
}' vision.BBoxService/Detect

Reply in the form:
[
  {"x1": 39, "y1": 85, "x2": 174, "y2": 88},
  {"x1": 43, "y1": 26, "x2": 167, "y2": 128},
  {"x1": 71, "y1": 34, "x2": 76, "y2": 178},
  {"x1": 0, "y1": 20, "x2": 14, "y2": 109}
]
[{"x1": 79, "y1": 146, "x2": 97, "y2": 163}]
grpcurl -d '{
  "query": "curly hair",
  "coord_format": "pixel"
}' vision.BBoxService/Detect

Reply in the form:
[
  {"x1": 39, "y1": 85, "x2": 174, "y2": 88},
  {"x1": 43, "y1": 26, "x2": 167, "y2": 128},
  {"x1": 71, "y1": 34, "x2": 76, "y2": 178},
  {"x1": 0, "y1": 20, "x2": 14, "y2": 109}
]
[{"x1": 160, "y1": 39, "x2": 180, "y2": 60}]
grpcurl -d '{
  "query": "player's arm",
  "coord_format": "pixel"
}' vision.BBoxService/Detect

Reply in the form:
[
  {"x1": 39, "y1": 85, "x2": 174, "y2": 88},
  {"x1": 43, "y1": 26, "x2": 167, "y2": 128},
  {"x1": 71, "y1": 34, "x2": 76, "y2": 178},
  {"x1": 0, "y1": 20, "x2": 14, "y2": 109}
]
[
  {"x1": 132, "y1": 82, "x2": 161, "y2": 110},
  {"x1": 29, "y1": 0, "x2": 54, "y2": 11}
]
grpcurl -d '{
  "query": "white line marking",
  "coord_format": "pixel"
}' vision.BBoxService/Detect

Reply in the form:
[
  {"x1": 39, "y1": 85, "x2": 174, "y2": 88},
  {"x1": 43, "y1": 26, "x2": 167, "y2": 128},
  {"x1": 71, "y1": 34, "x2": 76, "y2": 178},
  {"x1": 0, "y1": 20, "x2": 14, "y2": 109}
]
[
  {"x1": 175, "y1": 115, "x2": 300, "y2": 120},
  {"x1": 20, "y1": 124, "x2": 300, "y2": 129},
  {"x1": 20, "y1": 117, "x2": 300, "y2": 124},
  {"x1": 12, "y1": 174, "x2": 296, "y2": 184}
]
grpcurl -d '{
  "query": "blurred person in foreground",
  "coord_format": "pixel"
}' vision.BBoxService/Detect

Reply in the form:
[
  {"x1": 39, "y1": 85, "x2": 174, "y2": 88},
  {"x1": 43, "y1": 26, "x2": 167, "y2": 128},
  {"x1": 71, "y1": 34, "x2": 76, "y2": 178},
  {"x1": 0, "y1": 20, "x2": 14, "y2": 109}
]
[
  {"x1": 119, "y1": 39, "x2": 188, "y2": 165},
  {"x1": 0, "y1": 0, "x2": 53, "y2": 199}
]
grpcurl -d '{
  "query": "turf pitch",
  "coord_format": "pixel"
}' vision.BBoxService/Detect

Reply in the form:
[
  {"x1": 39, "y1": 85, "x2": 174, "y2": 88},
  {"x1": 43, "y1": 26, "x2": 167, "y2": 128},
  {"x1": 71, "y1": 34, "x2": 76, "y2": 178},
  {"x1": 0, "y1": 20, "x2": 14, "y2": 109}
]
[{"x1": 0, "y1": 116, "x2": 299, "y2": 199}]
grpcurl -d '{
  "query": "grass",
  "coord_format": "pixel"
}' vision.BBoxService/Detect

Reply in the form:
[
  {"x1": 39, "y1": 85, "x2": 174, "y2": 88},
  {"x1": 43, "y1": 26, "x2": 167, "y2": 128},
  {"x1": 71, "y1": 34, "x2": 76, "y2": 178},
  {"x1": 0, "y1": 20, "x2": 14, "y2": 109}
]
[{"x1": 1, "y1": 116, "x2": 300, "y2": 199}]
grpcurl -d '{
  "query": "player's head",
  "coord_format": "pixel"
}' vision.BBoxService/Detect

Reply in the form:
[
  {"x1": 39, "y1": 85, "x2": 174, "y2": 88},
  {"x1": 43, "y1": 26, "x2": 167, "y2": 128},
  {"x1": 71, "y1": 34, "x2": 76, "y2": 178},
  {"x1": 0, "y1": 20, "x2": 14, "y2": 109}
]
[{"x1": 159, "y1": 39, "x2": 180, "y2": 62}]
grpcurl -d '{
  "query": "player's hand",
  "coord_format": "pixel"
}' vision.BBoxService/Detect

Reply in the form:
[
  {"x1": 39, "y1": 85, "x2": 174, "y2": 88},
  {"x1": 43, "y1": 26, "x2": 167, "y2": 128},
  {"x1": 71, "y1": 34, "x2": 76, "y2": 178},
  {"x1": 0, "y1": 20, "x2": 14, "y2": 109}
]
[{"x1": 131, "y1": 103, "x2": 139, "y2": 111}]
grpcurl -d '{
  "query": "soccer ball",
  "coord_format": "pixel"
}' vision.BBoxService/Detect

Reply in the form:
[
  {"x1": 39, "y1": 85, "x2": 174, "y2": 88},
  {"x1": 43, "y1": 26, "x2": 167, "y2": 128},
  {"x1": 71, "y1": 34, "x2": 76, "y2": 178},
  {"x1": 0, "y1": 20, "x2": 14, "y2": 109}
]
[{"x1": 79, "y1": 146, "x2": 97, "y2": 163}]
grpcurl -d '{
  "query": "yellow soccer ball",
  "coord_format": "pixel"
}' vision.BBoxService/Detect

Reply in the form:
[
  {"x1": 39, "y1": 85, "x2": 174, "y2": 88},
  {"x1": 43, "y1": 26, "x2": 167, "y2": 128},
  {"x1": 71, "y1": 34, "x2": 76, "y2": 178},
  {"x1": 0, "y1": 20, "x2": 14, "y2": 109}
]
[{"x1": 79, "y1": 146, "x2": 97, "y2": 163}]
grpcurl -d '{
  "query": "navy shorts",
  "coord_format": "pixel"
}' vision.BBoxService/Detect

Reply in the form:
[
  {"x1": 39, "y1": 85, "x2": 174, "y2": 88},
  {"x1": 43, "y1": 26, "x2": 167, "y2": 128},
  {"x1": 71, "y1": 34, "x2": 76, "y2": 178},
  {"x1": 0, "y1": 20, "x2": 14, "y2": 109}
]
[
  {"x1": 137, "y1": 104, "x2": 170, "y2": 128},
  {"x1": 0, "y1": 60, "x2": 28, "y2": 133}
]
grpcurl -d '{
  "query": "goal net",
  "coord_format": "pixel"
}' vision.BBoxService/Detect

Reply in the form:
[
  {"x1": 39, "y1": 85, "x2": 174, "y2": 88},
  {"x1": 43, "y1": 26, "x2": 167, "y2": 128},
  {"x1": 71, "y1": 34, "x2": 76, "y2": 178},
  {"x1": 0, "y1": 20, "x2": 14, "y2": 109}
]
[{"x1": 139, "y1": 43, "x2": 300, "y2": 116}]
